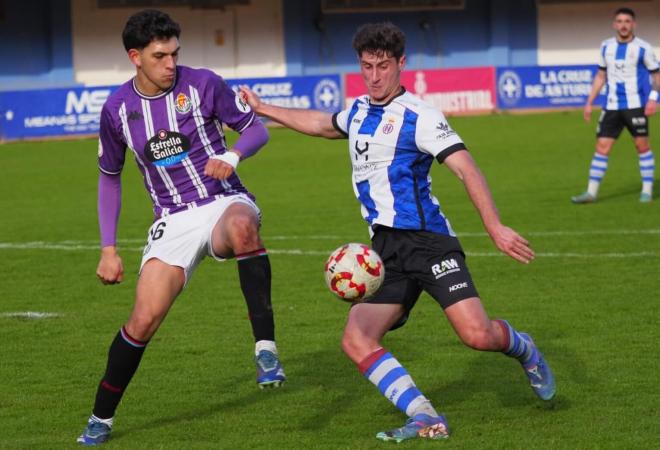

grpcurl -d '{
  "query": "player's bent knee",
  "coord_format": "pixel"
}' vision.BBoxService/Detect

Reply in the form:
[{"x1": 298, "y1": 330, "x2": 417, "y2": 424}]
[
  {"x1": 226, "y1": 215, "x2": 260, "y2": 247},
  {"x1": 125, "y1": 315, "x2": 160, "y2": 342}
]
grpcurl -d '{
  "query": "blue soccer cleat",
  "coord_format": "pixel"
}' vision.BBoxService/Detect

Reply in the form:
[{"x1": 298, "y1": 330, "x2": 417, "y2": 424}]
[
  {"x1": 77, "y1": 420, "x2": 112, "y2": 446},
  {"x1": 520, "y1": 333, "x2": 556, "y2": 401},
  {"x1": 376, "y1": 414, "x2": 450, "y2": 443},
  {"x1": 255, "y1": 350, "x2": 286, "y2": 388}
]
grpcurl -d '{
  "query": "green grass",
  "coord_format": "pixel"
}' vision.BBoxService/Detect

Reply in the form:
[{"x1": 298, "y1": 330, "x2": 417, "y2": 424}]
[{"x1": 0, "y1": 110, "x2": 658, "y2": 449}]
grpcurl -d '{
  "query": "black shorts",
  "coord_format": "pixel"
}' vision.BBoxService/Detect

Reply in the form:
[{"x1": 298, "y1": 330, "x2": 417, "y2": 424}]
[
  {"x1": 365, "y1": 226, "x2": 479, "y2": 330},
  {"x1": 597, "y1": 108, "x2": 649, "y2": 138}
]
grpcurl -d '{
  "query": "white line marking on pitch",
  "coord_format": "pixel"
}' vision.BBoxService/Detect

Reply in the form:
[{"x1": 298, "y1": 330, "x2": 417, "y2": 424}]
[
  {"x1": 0, "y1": 312, "x2": 62, "y2": 319},
  {"x1": 0, "y1": 241, "x2": 658, "y2": 258}
]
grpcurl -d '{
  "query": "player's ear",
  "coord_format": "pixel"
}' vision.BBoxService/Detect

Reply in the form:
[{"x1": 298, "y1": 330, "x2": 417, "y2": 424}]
[
  {"x1": 398, "y1": 55, "x2": 406, "y2": 71},
  {"x1": 127, "y1": 49, "x2": 141, "y2": 68}
]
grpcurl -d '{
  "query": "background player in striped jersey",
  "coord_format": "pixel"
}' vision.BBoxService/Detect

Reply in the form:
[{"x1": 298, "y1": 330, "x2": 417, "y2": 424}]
[
  {"x1": 574, "y1": 7, "x2": 659, "y2": 203},
  {"x1": 78, "y1": 10, "x2": 285, "y2": 446},
  {"x1": 241, "y1": 22, "x2": 555, "y2": 442}
]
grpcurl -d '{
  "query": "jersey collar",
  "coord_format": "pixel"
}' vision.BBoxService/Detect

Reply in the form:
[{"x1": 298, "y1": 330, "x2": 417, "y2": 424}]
[
  {"x1": 368, "y1": 86, "x2": 406, "y2": 107},
  {"x1": 131, "y1": 67, "x2": 178, "y2": 100}
]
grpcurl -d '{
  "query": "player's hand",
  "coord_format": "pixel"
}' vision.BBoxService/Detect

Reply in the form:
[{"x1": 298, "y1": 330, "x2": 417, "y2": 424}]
[
  {"x1": 239, "y1": 86, "x2": 262, "y2": 112},
  {"x1": 644, "y1": 100, "x2": 657, "y2": 117},
  {"x1": 96, "y1": 246, "x2": 124, "y2": 285},
  {"x1": 204, "y1": 151, "x2": 240, "y2": 180},
  {"x1": 488, "y1": 224, "x2": 535, "y2": 264},
  {"x1": 583, "y1": 104, "x2": 592, "y2": 122}
]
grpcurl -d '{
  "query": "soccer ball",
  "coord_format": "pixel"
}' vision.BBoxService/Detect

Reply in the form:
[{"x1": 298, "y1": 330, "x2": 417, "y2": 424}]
[{"x1": 324, "y1": 243, "x2": 385, "y2": 302}]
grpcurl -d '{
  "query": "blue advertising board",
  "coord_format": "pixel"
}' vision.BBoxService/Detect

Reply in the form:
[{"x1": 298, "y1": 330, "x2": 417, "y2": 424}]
[
  {"x1": 496, "y1": 65, "x2": 606, "y2": 109},
  {"x1": 0, "y1": 74, "x2": 342, "y2": 141},
  {"x1": 225, "y1": 74, "x2": 342, "y2": 114},
  {"x1": 0, "y1": 86, "x2": 118, "y2": 141}
]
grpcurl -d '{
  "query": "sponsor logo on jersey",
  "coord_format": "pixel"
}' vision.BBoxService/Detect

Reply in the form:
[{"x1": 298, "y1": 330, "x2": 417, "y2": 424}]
[
  {"x1": 431, "y1": 258, "x2": 460, "y2": 279},
  {"x1": 144, "y1": 130, "x2": 191, "y2": 166},
  {"x1": 449, "y1": 282, "x2": 468, "y2": 292},
  {"x1": 175, "y1": 93, "x2": 192, "y2": 114},
  {"x1": 436, "y1": 121, "x2": 456, "y2": 139}
]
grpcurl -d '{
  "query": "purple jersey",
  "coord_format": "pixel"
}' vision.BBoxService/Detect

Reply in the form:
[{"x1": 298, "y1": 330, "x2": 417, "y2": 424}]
[{"x1": 98, "y1": 65, "x2": 257, "y2": 218}]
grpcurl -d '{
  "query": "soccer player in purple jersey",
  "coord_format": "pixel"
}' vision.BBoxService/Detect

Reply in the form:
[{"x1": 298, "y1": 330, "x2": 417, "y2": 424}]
[
  {"x1": 241, "y1": 22, "x2": 555, "y2": 442},
  {"x1": 77, "y1": 10, "x2": 284, "y2": 446}
]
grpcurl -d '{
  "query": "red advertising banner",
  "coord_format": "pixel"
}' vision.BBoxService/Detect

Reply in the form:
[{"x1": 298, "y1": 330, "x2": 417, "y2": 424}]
[{"x1": 345, "y1": 67, "x2": 496, "y2": 114}]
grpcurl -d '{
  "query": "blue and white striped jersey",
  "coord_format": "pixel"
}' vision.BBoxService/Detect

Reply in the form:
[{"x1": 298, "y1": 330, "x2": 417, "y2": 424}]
[
  {"x1": 599, "y1": 37, "x2": 659, "y2": 110},
  {"x1": 332, "y1": 89, "x2": 466, "y2": 236}
]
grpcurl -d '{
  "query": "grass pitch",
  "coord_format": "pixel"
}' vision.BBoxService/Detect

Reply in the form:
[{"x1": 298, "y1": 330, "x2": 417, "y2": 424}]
[{"x1": 0, "y1": 110, "x2": 658, "y2": 449}]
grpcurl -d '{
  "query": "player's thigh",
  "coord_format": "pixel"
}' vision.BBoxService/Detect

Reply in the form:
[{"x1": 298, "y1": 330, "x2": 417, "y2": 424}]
[
  {"x1": 367, "y1": 226, "x2": 424, "y2": 330},
  {"x1": 621, "y1": 108, "x2": 649, "y2": 138},
  {"x1": 127, "y1": 258, "x2": 185, "y2": 339},
  {"x1": 398, "y1": 231, "x2": 479, "y2": 310},
  {"x1": 597, "y1": 110, "x2": 625, "y2": 140},
  {"x1": 443, "y1": 297, "x2": 492, "y2": 338},
  {"x1": 345, "y1": 302, "x2": 405, "y2": 343},
  {"x1": 210, "y1": 195, "x2": 262, "y2": 258},
  {"x1": 140, "y1": 208, "x2": 212, "y2": 285}
]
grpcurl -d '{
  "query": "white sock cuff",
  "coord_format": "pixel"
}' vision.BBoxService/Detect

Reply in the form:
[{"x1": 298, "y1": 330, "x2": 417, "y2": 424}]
[
  {"x1": 90, "y1": 415, "x2": 114, "y2": 427},
  {"x1": 255, "y1": 340, "x2": 277, "y2": 356}
]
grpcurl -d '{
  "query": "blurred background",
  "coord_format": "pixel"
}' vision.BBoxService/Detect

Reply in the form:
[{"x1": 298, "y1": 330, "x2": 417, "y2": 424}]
[{"x1": 1, "y1": 0, "x2": 659, "y2": 139}]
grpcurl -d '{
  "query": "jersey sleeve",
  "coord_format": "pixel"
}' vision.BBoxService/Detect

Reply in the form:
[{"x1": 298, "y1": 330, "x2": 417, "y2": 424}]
[
  {"x1": 598, "y1": 42, "x2": 607, "y2": 70},
  {"x1": 643, "y1": 44, "x2": 659, "y2": 72},
  {"x1": 332, "y1": 107, "x2": 350, "y2": 137},
  {"x1": 211, "y1": 73, "x2": 256, "y2": 133},
  {"x1": 98, "y1": 103, "x2": 127, "y2": 175},
  {"x1": 415, "y1": 108, "x2": 466, "y2": 163}
]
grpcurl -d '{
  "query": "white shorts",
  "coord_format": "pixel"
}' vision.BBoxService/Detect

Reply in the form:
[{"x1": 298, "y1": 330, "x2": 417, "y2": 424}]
[{"x1": 140, "y1": 194, "x2": 260, "y2": 284}]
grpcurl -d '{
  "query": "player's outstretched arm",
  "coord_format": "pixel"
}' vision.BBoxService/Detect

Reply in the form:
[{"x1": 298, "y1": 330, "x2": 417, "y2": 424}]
[
  {"x1": 239, "y1": 86, "x2": 343, "y2": 139},
  {"x1": 97, "y1": 172, "x2": 124, "y2": 284},
  {"x1": 444, "y1": 150, "x2": 535, "y2": 264},
  {"x1": 584, "y1": 69, "x2": 606, "y2": 122}
]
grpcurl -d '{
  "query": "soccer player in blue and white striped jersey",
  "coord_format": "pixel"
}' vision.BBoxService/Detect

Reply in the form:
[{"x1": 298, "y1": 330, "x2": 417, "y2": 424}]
[
  {"x1": 242, "y1": 22, "x2": 555, "y2": 442},
  {"x1": 574, "y1": 7, "x2": 660, "y2": 203}
]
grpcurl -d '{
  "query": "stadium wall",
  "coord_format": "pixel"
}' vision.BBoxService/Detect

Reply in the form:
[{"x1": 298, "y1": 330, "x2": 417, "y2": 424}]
[
  {"x1": 71, "y1": 0, "x2": 286, "y2": 85},
  {"x1": 282, "y1": 0, "x2": 538, "y2": 75},
  {"x1": 0, "y1": 0, "x2": 75, "y2": 91},
  {"x1": 537, "y1": 0, "x2": 660, "y2": 65}
]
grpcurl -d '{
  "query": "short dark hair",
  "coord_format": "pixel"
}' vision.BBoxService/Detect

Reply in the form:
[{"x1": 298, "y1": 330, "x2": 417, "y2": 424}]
[
  {"x1": 352, "y1": 22, "x2": 405, "y2": 60},
  {"x1": 614, "y1": 7, "x2": 635, "y2": 19},
  {"x1": 122, "y1": 9, "x2": 181, "y2": 52}
]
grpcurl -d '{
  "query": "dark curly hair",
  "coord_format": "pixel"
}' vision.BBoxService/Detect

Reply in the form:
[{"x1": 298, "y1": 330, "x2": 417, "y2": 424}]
[
  {"x1": 352, "y1": 22, "x2": 406, "y2": 60},
  {"x1": 614, "y1": 7, "x2": 635, "y2": 19},
  {"x1": 122, "y1": 9, "x2": 181, "y2": 52}
]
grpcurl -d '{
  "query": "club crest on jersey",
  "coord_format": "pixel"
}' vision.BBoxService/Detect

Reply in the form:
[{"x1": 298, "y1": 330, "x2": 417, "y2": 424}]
[
  {"x1": 382, "y1": 123, "x2": 394, "y2": 134},
  {"x1": 235, "y1": 94, "x2": 251, "y2": 113},
  {"x1": 175, "y1": 93, "x2": 192, "y2": 114},
  {"x1": 145, "y1": 130, "x2": 191, "y2": 167}
]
